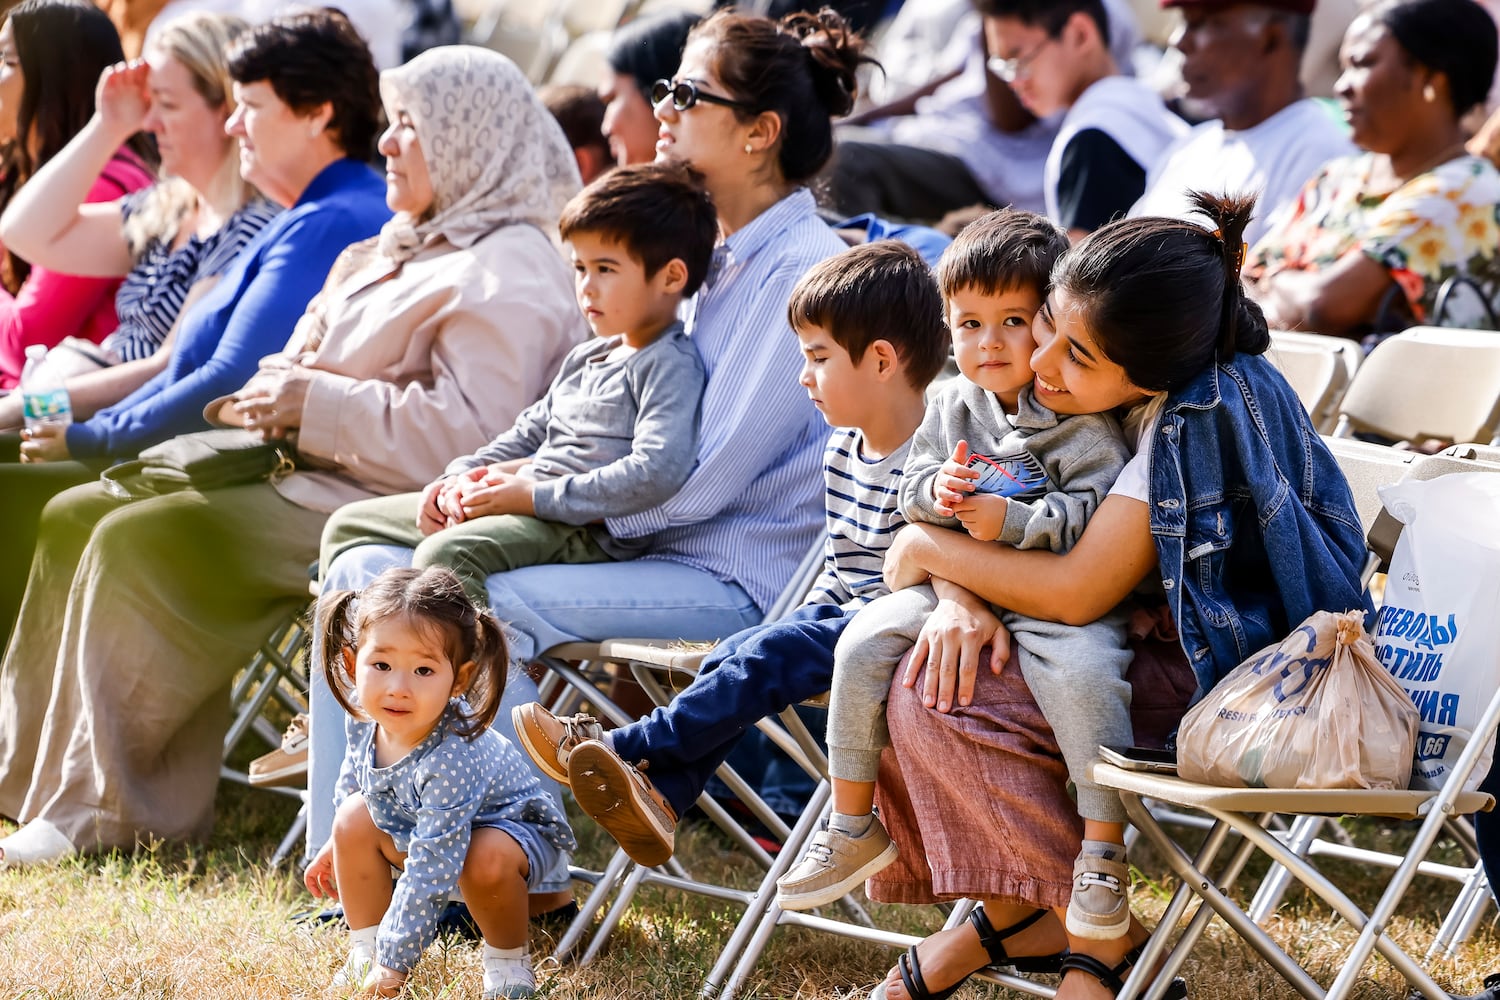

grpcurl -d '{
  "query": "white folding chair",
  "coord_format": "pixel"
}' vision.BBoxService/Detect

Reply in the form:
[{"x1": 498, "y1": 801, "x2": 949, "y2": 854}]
[
  {"x1": 1092, "y1": 447, "x2": 1500, "y2": 1000},
  {"x1": 546, "y1": 30, "x2": 612, "y2": 88},
  {"x1": 533, "y1": 541, "x2": 850, "y2": 977},
  {"x1": 1332, "y1": 327, "x2": 1500, "y2": 447},
  {"x1": 1244, "y1": 447, "x2": 1500, "y2": 955},
  {"x1": 220, "y1": 601, "x2": 314, "y2": 866},
  {"x1": 1267, "y1": 330, "x2": 1362, "y2": 433}
]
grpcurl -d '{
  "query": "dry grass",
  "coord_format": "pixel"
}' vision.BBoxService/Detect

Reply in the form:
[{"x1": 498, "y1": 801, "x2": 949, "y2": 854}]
[{"x1": 1, "y1": 781, "x2": 1497, "y2": 1000}]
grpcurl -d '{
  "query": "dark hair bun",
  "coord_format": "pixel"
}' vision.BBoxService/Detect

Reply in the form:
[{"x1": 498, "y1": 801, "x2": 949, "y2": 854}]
[
  {"x1": 1187, "y1": 190, "x2": 1270, "y2": 356},
  {"x1": 1234, "y1": 294, "x2": 1271, "y2": 356},
  {"x1": 780, "y1": 8, "x2": 866, "y2": 118}
]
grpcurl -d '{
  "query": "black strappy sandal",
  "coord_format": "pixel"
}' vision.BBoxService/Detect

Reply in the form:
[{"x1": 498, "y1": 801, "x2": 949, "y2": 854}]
[
  {"x1": 969, "y1": 906, "x2": 1068, "y2": 974},
  {"x1": 1058, "y1": 946, "x2": 1189, "y2": 999},
  {"x1": 871, "y1": 906, "x2": 1066, "y2": 999}
]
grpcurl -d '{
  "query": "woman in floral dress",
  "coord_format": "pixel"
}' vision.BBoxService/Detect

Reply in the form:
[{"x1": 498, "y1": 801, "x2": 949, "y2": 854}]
[{"x1": 1247, "y1": 0, "x2": 1500, "y2": 338}]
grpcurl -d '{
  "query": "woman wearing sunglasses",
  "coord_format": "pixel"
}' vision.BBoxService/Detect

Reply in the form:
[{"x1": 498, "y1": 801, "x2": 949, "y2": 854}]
[{"x1": 304, "y1": 7, "x2": 877, "y2": 864}]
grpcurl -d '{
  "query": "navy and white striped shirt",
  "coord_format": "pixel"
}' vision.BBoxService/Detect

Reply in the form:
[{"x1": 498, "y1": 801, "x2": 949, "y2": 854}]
[
  {"x1": 105, "y1": 195, "x2": 280, "y2": 363},
  {"x1": 605, "y1": 188, "x2": 846, "y2": 612},
  {"x1": 806, "y1": 427, "x2": 912, "y2": 610}
]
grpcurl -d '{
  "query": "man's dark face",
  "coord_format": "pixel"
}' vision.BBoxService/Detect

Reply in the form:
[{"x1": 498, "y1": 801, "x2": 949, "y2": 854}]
[{"x1": 1171, "y1": 5, "x2": 1278, "y2": 114}]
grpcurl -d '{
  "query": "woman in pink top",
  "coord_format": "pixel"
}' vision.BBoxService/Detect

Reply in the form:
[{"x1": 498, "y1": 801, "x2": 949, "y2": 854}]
[{"x1": 0, "y1": 0, "x2": 155, "y2": 388}]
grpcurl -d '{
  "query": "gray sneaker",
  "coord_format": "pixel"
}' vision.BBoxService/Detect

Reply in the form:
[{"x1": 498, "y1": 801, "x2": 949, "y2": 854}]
[
  {"x1": 774, "y1": 816, "x2": 899, "y2": 911},
  {"x1": 1065, "y1": 847, "x2": 1131, "y2": 940}
]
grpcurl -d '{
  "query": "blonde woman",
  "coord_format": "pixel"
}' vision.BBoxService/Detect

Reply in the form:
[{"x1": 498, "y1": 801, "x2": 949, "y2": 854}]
[{"x1": 0, "y1": 11, "x2": 277, "y2": 429}]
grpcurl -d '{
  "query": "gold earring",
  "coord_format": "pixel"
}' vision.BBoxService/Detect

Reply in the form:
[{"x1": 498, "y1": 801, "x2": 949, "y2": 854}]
[
  {"x1": 744, "y1": 143, "x2": 753, "y2": 154},
  {"x1": 1424, "y1": 83, "x2": 1437, "y2": 103}
]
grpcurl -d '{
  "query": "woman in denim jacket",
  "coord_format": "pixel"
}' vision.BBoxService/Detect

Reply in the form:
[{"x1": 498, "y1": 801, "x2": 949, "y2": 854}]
[{"x1": 859, "y1": 192, "x2": 1370, "y2": 1000}]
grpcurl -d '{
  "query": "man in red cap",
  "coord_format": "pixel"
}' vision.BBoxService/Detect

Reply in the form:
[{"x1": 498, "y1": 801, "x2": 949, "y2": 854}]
[{"x1": 1131, "y1": 0, "x2": 1355, "y2": 245}]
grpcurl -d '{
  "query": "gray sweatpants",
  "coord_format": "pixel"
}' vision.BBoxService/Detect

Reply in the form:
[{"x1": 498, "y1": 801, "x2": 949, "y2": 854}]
[{"x1": 827, "y1": 584, "x2": 1136, "y2": 823}]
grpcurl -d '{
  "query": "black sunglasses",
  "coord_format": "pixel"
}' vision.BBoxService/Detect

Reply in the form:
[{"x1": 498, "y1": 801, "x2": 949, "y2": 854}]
[{"x1": 651, "y1": 78, "x2": 754, "y2": 113}]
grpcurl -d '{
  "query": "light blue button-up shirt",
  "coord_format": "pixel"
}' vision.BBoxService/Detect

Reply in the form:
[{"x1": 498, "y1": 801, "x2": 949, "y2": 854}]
[{"x1": 605, "y1": 188, "x2": 845, "y2": 612}]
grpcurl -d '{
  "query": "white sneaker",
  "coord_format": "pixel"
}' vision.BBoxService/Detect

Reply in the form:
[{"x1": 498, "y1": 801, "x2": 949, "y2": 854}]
[
  {"x1": 482, "y1": 955, "x2": 536, "y2": 999},
  {"x1": 330, "y1": 942, "x2": 375, "y2": 990}
]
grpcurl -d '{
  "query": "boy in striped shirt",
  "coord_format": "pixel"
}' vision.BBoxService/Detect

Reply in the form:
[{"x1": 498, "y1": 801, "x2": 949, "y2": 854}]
[{"x1": 511, "y1": 240, "x2": 949, "y2": 866}]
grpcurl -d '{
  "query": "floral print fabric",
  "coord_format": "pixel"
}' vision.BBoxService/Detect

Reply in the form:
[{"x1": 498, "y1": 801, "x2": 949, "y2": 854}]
[{"x1": 1247, "y1": 153, "x2": 1500, "y2": 329}]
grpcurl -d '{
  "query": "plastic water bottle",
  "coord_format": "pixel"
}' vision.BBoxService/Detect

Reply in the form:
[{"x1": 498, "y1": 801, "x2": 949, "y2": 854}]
[{"x1": 20, "y1": 344, "x2": 72, "y2": 434}]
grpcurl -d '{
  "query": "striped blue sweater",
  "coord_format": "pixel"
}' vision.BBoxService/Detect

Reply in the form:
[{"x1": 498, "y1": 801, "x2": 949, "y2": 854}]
[{"x1": 805, "y1": 427, "x2": 912, "y2": 610}]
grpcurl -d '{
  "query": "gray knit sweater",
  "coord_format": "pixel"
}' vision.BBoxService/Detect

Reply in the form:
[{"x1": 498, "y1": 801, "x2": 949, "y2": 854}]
[{"x1": 900, "y1": 381, "x2": 1131, "y2": 552}]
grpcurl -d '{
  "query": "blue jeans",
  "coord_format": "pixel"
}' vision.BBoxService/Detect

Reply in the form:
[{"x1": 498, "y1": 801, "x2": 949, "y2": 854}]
[
  {"x1": 306, "y1": 543, "x2": 761, "y2": 879},
  {"x1": 610, "y1": 603, "x2": 852, "y2": 816}
]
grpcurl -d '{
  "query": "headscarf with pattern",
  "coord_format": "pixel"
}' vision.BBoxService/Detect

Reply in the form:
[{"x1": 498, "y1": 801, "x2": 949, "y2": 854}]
[{"x1": 376, "y1": 45, "x2": 582, "y2": 261}]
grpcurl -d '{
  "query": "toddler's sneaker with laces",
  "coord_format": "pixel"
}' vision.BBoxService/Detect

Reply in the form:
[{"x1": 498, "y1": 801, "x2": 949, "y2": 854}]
[
  {"x1": 567, "y1": 739, "x2": 678, "y2": 867},
  {"x1": 775, "y1": 815, "x2": 899, "y2": 911},
  {"x1": 511, "y1": 703, "x2": 603, "y2": 786},
  {"x1": 1065, "y1": 841, "x2": 1131, "y2": 940}
]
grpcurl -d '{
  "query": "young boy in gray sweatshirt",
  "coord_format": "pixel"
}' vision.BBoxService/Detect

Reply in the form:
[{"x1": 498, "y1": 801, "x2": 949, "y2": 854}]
[
  {"x1": 318, "y1": 162, "x2": 717, "y2": 606},
  {"x1": 776, "y1": 210, "x2": 1137, "y2": 943}
]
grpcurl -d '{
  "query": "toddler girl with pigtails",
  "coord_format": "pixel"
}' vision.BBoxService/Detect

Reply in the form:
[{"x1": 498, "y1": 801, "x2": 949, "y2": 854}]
[{"x1": 303, "y1": 565, "x2": 574, "y2": 999}]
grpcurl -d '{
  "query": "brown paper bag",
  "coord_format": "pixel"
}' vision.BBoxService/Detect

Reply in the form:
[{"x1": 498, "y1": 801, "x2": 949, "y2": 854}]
[{"x1": 1178, "y1": 610, "x2": 1419, "y2": 789}]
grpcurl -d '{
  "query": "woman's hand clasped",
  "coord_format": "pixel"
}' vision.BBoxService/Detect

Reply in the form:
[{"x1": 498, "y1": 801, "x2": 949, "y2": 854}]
[
  {"x1": 233, "y1": 365, "x2": 314, "y2": 439},
  {"x1": 18, "y1": 422, "x2": 70, "y2": 463},
  {"x1": 904, "y1": 590, "x2": 1011, "y2": 714}
]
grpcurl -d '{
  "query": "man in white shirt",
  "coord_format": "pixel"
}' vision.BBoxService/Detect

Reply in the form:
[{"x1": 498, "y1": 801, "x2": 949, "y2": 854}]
[{"x1": 1131, "y1": 0, "x2": 1356, "y2": 246}]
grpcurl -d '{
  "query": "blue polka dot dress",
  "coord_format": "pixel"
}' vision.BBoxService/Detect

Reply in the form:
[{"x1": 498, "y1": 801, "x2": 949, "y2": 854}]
[{"x1": 334, "y1": 701, "x2": 576, "y2": 972}]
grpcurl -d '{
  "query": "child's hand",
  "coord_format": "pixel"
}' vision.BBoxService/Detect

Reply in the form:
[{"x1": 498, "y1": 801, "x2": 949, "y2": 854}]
[
  {"x1": 951, "y1": 493, "x2": 1007, "y2": 542},
  {"x1": 458, "y1": 473, "x2": 536, "y2": 519},
  {"x1": 417, "y1": 476, "x2": 455, "y2": 535},
  {"x1": 933, "y1": 440, "x2": 979, "y2": 516},
  {"x1": 303, "y1": 842, "x2": 338, "y2": 899},
  {"x1": 440, "y1": 467, "x2": 490, "y2": 525}
]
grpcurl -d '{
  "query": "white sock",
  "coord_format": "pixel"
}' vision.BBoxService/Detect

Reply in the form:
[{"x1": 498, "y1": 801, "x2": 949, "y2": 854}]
[
  {"x1": 0, "y1": 818, "x2": 75, "y2": 867},
  {"x1": 482, "y1": 943, "x2": 528, "y2": 963},
  {"x1": 828, "y1": 811, "x2": 873, "y2": 838},
  {"x1": 349, "y1": 925, "x2": 379, "y2": 953}
]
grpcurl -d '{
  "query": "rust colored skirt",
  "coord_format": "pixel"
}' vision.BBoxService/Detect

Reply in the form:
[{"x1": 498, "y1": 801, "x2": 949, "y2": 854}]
[{"x1": 869, "y1": 625, "x2": 1197, "y2": 909}]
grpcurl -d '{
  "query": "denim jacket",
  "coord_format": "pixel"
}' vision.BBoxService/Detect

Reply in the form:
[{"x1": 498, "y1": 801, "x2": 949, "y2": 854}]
[{"x1": 1147, "y1": 352, "x2": 1372, "y2": 699}]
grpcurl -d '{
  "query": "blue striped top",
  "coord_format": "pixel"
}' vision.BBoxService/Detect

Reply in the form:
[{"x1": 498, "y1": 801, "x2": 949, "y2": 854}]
[
  {"x1": 106, "y1": 194, "x2": 281, "y2": 362},
  {"x1": 604, "y1": 188, "x2": 846, "y2": 612},
  {"x1": 806, "y1": 427, "x2": 912, "y2": 609}
]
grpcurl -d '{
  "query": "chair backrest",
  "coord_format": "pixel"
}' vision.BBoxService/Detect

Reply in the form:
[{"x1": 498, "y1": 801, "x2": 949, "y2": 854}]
[
  {"x1": 1267, "y1": 330, "x2": 1360, "y2": 432},
  {"x1": 1323, "y1": 435, "x2": 1422, "y2": 538},
  {"x1": 561, "y1": 0, "x2": 633, "y2": 36},
  {"x1": 1334, "y1": 327, "x2": 1500, "y2": 445},
  {"x1": 547, "y1": 29, "x2": 612, "y2": 87}
]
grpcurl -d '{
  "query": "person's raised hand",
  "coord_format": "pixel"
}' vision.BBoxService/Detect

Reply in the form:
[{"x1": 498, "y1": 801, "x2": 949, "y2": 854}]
[
  {"x1": 96, "y1": 60, "x2": 153, "y2": 140},
  {"x1": 933, "y1": 440, "x2": 978, "y2": 516}
]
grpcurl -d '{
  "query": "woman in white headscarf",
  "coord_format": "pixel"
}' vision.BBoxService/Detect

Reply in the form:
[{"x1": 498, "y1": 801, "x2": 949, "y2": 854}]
[{"x1": 0, "y1": 46, "x2": 586, "y2": 866}]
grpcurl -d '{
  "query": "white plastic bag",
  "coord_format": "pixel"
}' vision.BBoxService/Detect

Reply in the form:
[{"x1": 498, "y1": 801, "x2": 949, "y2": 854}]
[
  {"x1": 1374, "y1": 471, "x2": 1500, "y2": 791},
  {"x1": 1178, "y1": 610, "x2": 1418, "y2": 789}
]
